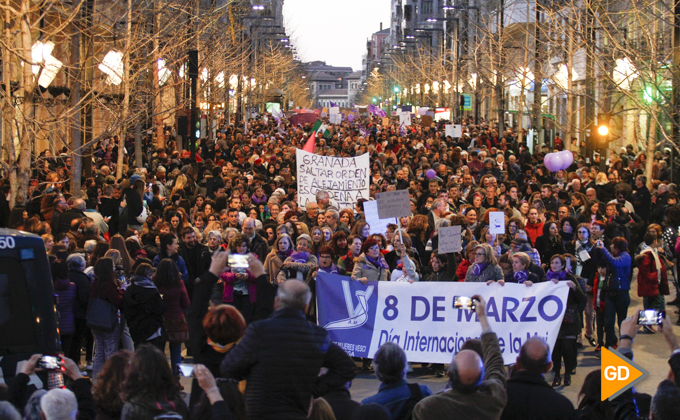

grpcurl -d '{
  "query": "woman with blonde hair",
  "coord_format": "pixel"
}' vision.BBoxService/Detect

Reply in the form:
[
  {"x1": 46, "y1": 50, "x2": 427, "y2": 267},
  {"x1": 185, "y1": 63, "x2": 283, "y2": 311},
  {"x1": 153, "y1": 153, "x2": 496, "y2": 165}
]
[
  {"x1": 170, "y1": 173, "x2": 188, "y2": 201},
  {"x1": 464, "y1": 243, "x2": 503, "y2": 283}
]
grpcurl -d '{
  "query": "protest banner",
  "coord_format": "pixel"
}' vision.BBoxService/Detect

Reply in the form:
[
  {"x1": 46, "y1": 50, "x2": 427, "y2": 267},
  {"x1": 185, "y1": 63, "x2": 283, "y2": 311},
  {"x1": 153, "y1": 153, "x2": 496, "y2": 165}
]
[
  {"x1": 296, "y1": 149, "x2": 370, "y2": 209},
  {"x1": 438, "y1": 225, "x2": 462, "y2": 253},
  {"x1": 364, "y1": 200, "x2": 397, "y2": 235},
  {"x1": 420, "y1": 115, "x2": 433, "y2": 128},
  {"x1": 488, "y1": 212, "x2": 506, "y2": 234},
  {"x1": 382, "y1": 117, "x2": 390, "y2": 127},
  {"x1": 317, "y1": 273, "x2": 569, "y2": 364},
  {"x1": 377, "y1": 189, "x2": 411, "y2": 219},
  {"x1": 445, "y1": 124, "x2": 462, "y2": 138}
]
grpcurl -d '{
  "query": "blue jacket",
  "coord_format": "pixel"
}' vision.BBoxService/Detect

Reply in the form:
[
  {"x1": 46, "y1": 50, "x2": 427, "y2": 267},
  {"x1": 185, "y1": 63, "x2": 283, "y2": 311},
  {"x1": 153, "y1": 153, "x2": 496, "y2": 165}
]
[
  {"x1": 153, "y1": 253, "x2": 189, "y2": 283},
  {"x1": 599, "y1": 247, "x2": 632, "y2": 290},
  {"x1": 362, "y1": 379, "x2": 432, "y2": 420}
]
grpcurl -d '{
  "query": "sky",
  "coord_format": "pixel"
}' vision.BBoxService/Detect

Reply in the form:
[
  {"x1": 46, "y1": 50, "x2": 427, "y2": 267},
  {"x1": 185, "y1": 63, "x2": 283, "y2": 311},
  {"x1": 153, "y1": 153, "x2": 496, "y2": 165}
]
[{"x1": 283, "y1": 0, "x2": 391, "y2": 71}]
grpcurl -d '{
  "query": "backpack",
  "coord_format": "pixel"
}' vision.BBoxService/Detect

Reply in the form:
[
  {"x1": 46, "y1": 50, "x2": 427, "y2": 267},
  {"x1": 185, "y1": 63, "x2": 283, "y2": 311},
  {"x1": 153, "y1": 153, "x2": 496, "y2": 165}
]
[{"x1": 396, "y1": 383, "x2": 425, "y2": 420}]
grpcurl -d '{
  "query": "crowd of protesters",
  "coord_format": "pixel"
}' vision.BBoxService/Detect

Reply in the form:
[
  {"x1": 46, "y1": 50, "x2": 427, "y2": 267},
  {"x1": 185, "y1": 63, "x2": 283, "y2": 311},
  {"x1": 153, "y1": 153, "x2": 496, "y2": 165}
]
[{"x1": 1, "y1": 112, "x2": 680, "y2": 419}]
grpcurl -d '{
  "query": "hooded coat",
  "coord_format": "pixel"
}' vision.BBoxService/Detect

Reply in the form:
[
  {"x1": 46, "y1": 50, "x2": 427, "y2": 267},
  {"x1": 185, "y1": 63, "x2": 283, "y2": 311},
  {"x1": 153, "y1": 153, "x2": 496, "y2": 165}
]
[{"x1": 123, "y1": 275, "x2": 165, "y2": 343}]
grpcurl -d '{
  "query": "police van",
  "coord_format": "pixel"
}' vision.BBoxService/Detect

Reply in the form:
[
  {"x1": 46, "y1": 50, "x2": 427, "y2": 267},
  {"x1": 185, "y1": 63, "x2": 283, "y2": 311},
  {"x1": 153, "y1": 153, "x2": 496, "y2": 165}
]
[{"x1": 0, "y1": 228, "x2": 62, "y2": 388}]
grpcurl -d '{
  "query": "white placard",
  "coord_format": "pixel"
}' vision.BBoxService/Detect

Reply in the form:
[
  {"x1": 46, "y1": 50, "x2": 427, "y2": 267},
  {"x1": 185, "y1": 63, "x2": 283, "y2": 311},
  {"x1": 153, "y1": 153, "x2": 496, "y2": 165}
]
[
  {"x1": 445, "y1": 124, "x2": 462, "y2": 138},
  {"x1": 377, "y1": 189, "x2": 412, "y2": 219},
  {"x1": 489, "y1": 211, "x2": 506, "y2": 234},
  {"x1": 329, "y1": 113, "x2": 342, "y2": 124},
  {"x1": 364, "y1": 200, "x2": 398, "y2": 235},
  {"x1": 329, "y1": 107, "x2": 340, "y2": 115},
  {"x1": 296, "y1": 149, "x2": 370, "y2": 209},
  {"x1": 399, "y1": 112, "x2": 412, "y2": 127},
  {"x1": 438, "y1": 225, "x2": 462, "y2": 253}
]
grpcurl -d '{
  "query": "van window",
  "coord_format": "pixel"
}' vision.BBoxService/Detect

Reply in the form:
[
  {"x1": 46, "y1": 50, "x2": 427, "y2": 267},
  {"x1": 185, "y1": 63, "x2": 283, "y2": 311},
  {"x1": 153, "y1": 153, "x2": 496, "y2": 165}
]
[{"x1": 0, "y1": 258, "x2": 38, "y2": 354}]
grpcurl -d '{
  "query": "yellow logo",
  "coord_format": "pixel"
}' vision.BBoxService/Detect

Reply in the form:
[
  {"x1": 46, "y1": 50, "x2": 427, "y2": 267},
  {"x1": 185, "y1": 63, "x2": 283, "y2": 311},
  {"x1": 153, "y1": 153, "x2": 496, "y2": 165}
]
[{"x1": 601, "y1": 347, "x2": 648, "y2": 401}]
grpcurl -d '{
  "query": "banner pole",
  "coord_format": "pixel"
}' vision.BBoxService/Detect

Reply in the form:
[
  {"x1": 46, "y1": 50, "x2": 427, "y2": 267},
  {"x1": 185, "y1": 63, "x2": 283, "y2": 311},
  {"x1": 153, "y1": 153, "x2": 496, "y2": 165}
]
[{"x1": 397, "y1": 216, "x2": 404, "y2": 244}]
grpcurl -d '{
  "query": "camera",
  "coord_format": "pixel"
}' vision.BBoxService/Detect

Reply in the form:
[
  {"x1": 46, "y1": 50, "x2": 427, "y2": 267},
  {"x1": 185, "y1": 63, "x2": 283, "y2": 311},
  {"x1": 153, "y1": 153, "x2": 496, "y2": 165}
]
[
  {"x1": 637, "y1": 309, "x2": 665, "y2": 326},
  {"x1": 454, "y1": 296, "x2": 476, "y2": 311}
]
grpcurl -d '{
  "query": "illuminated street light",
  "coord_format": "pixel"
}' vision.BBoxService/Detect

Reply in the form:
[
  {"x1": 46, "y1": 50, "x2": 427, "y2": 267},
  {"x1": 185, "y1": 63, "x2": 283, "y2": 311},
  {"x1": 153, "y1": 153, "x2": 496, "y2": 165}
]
[
  {"x1": 31, "y1": 41, "x2": 62, "y2": 88},
  {"x1": 99, "y1": 50, "x2": 124, "y2": 85},
  {"x1": 597, "y1": 125, "x2": 609, "y2": 136}
]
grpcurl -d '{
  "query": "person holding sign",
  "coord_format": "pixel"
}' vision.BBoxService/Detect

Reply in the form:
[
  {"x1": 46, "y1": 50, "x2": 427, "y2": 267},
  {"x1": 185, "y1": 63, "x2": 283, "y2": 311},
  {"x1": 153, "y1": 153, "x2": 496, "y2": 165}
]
[
  {"x1": 464, "y1": 244, "x2": 503, "y2": 283},
  {"x1": 351, "y1": 238, "x2": 390, "y2": 283}
]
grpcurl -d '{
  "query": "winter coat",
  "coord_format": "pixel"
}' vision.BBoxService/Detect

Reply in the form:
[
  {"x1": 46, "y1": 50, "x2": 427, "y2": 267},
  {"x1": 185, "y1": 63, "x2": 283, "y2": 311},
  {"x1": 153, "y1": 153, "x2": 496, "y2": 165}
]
[
  {"x1": 500, "y1": 370, "x2": 574, "y2": 420},
  {"x1": 351, "y1": 254, "x2": 390, "y2": 282},
  {"x1": 637, "y1": 249, "x2": 670, "y2": 297},
  {"x1": 535, "y1": 235, "x2": 566, "y2": 266},
  {"x1": 123, "y1": 275, "x2": 165, "y2": 343},
  {"x1": 525, "y1": 221, "x2": 544, "y2": 246},
  {"x1": 277, "y1": 253, "x2": 318, "y2": 283},
  {"x1": 551, "y1": 272, "x2": 587, "y2": 338},
  {"x1": 54, "y1": 277, "x2": 76, "y2": 335},
  {"x1": 465, "y1": 263, "x2": 504, "y2": 283},
  {"x1": 68, "y1": 268, "x2": 91, "y2": 320},
  {"x1": 456, "y1": 259, "x2": 473, "y2": 281},
  {"x1": 120, "y1": 398, "x2": 189, "y2": 420},
  {"x1": 153, "y1": 252, "x2": 189, "y2": 283},
  {"x1": 221, "y1": 268, "x2": 258, "y2": 303},
  {"x1": 158, "y1": 282, "x2": 190, "y2": 321},
  {"x1": 598, "y1": 247, "x2": 632, "y2": 291},
  {"x1": 263, "y1": 251, "x2": 287, "y2": 285},
  {"x1": 220, "y1": 308, "x2": 356, "y2": 420}
]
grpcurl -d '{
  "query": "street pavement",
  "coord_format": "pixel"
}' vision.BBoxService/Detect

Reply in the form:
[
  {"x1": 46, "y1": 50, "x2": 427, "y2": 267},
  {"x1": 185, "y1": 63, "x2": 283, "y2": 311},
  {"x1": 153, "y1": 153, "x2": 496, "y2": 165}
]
[{"x1": 180, "y1": 270, "x2": 680, "y2": 407}]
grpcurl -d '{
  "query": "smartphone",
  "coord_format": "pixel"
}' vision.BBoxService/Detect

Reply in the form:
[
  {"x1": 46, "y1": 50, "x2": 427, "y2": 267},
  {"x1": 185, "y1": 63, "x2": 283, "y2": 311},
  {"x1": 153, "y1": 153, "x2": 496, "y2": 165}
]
[
  {"x1": 38, "y1": 355, "x2": 60, "y2": 370},
  {"x1": 148, "y1": 183, "x2": 152, "y2": 188},
  {"x1": 638, "y1": 309, "x2": 665, "y2": 325},
  {"x1": 177, "y1": 363, "x2": 194, "y2": 377},
  {"x1": 228, "y1": 254, "x2": 249, "y2": 269},
  {"x1": 454, "y1": 296, "x2": 476, "y2": 311}
]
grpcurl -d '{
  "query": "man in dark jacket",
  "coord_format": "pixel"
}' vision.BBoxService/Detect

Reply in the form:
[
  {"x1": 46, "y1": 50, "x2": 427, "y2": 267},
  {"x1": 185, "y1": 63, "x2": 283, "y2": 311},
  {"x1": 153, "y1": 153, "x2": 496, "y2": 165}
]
[
  {"x1": 58, "y1": 199, "x2": 87, "y2": 235},
  {"x1": 242, "y1": 217, "x2": 267, "y2": 262},
  {"x1": 179, "y1": 227, "x2": 207, "y2": 298},
  {"x1": 500, "y1": 338, "x2": 574, "y2": 420},
  {"x1": 123, "y1": 264, "x2": 165, "y2": 349},
  {"x1": 66, "y1": 254, "x2": 92, "y2": 365},
  {"x1": 632, "y1": 175, "x2": 652, "y2": 222},
  {"x1": 220, "y1": 274, "x2": 356, "y2": 420}
]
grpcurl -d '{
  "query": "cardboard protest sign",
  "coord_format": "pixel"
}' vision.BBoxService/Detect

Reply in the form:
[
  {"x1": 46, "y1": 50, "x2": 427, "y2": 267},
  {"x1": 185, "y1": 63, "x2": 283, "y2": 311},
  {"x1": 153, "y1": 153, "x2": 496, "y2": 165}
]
[
  {"x1": 420, "y1": 115, "x2": 433, "y2": 128},
  {"x1": 377, "y1": 190, "x2": 411, "y2": 219},
  {"x1": 382, "y1": 117, "x2": 390, "y2": 127},
  {"x1": 329, "y1": 107, "x2": 340, "y2": 115},
  {"x1": 329, "y1": 113, "x2": 342, "y2": 124},
  {"x1": 489, "y1": 212, "x2": 506, "y2": 234},
  {"x1": 296, "y1": 149, "x2": 370, "y2": 209},
  {"x1": 364, "y1": 200, "x2": 398, "y2": 235},
  {"x1": 438, "y1": 225, "x2": 462, "y2": 253}
]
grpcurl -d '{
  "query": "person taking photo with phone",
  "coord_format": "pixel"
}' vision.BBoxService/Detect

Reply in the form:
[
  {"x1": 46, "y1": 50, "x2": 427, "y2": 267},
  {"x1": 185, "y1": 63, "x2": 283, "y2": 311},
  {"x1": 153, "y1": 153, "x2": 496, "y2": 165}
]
[{"x1": 636, "y1": 233, "x2": 670, "y2": 333}]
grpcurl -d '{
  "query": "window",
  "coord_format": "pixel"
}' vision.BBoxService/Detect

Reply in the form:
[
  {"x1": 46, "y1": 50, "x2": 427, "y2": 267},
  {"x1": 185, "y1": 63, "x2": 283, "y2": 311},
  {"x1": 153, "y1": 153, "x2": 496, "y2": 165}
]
[
  {"x1": 422, "y1": 0, "x2": 433, "y2": 15},
  {"x1": 404, "y1": 5, "x2": 412, "y2": 21}
]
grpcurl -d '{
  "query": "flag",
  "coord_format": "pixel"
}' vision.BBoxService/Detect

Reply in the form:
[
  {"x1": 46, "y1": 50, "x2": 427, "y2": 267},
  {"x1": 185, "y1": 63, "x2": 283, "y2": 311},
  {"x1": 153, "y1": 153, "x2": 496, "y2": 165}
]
[
  {"x1": 303, "y1": 131, "x2": 316, "y2": 153},
  {"x1": 311, "y1": 120, "x2": 322, "y2": 132},
  {"x1": 330, "y1": 101, "x2": 338, "y2": 108},
  {"x1": 368, "y1": 104, "x2": 376, "y2": 114},
  {"x1": 399, "y1": 122, "x2": 407, "y2": 136},
  {"x1": 359, "y1": 126, "x2": 368, "y2": 137}
]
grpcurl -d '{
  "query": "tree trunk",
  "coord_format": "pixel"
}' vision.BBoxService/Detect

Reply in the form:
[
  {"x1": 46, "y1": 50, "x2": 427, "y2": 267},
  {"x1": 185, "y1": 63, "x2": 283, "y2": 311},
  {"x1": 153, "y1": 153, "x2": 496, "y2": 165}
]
[
  {"x1": 69, "y1": 3, "x2": 83, "y2": 196},
  {"x1": 16, "y1": 0, "x2": 35, "y2": 207},
  {"x1": 2, "y1": 0, "x2": 17, "y2": 209}
]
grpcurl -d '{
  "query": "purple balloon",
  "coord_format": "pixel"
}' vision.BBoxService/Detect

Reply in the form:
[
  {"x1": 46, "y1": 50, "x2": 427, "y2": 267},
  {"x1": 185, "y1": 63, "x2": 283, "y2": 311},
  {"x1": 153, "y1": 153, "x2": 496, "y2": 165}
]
[
  {"x1": 550, "y1": 153, "x2": 564, "y2": 172},
  {"x1": 348, "y1": 114, "x2": 354, "y2": 122},
  {"x1": 543, "y1": 153, "x2": 555, "y2": 171},
  {"x1": 426, "y1": 169, "x2": 437, "y2": 179},
  {"x1": 560, "y1": 150, "x2": 574, "y2": 169}
]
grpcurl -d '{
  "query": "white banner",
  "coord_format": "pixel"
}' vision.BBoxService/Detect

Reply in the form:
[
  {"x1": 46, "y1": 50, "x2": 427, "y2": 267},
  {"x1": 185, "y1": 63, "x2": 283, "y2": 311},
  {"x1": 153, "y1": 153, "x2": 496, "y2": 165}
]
[
  {"x1": 399, "y1": 112, "x2": 412, "y2": 127},
  {"x1": 317, "y1": 275, "x2": 569, "y2": 364},
  {"x1": 364, "y1": 200, "x2": 397, "y2": 235},
  {"x1": 296, "y1": 149, "x2": 370, "y2": 209}
]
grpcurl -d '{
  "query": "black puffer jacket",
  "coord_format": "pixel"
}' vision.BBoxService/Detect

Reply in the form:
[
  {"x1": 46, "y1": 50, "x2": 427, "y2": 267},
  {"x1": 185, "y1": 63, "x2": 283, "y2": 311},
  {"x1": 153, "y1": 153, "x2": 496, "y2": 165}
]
[
  {"x1": 220, "y1": 307, "x2": 356, "y2": 420},
  {"x1": 123, "y1": 275, "x2": 165, "y2": 343}
]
